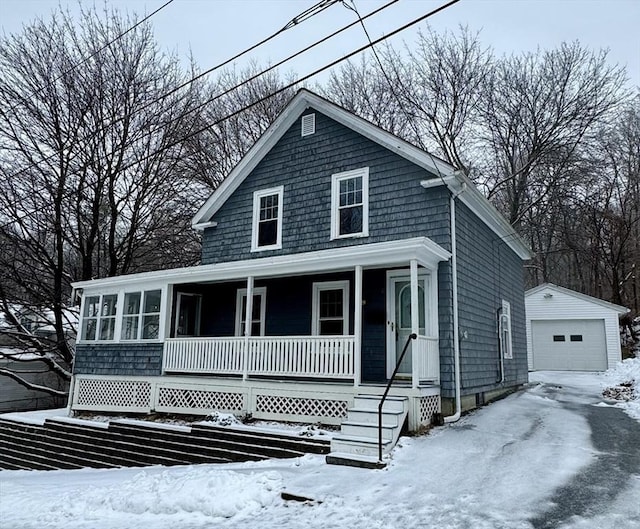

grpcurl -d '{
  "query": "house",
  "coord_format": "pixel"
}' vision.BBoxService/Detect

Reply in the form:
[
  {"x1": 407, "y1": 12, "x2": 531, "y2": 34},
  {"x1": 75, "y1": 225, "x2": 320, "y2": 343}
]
[
  {"x1": 525, "y1": 283, "x2": 629, "y2": 372},
  {"x1": 69, "y1": 89, "x2": 531, "y2": 455}
]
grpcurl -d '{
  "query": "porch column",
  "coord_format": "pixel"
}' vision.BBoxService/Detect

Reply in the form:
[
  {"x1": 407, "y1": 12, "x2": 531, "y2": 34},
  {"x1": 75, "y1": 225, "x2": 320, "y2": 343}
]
[
  {"x1": 243, "y1": 276, "x2": 254, "y2": 381},
  {"x1": 410, "y1": 259, "x2": 419, "y2": 388},
  {"x1": 162, "y1": 284, "x2": 174, "y2": 340},
  {"x1": 354, "y1": 265, "x2": 363, "y2": 387}
]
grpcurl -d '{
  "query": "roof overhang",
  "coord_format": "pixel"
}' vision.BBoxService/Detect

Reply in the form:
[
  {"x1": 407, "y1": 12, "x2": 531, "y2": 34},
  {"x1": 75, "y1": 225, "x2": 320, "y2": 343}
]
[
  {"x1": 421, "y1": 172, "x2": 532, "y2": 260},
  {"x1": 525, "y1": 283, "x2": 630, "y2": 314},
  {"x1": 192, "y1": 89, "x2": 455, "y2": 227},
  {"x1": 72, "y1": 237, "x2": 452, "y2": 293}
]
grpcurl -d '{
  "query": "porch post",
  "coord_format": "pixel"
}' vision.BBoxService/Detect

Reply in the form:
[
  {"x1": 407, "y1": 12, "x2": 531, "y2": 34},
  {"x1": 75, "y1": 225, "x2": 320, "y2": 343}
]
[
  {"x1": 410, "y1": 259, "x2": 419, "y2": 388},
  {"x1": 354, "y1": 265, "x2": 363, "y2": 387},
  {"x1": 243, "y1": 276, "x2": 254, "y2": 381}
]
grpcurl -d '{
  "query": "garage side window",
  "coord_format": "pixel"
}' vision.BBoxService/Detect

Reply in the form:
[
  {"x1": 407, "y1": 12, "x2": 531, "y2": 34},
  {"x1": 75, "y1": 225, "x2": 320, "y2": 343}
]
[
  {"x1": 499, "y1": 300, "x2": 512, "y2": 359},
  {"x1": 553, "y1": 335, "x2": 566, "y2": 342}
]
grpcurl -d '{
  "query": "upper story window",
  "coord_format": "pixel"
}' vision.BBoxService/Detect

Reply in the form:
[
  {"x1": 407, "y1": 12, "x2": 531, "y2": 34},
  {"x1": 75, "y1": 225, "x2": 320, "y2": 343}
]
[
  {"x1": 251, "y1": 186, "x2": 283, "y2": 252},
  {"x1": 331, "y1": 167, "x2": 369, "y2": 240},
  {"x1": 81, "y1": 294, "x2": 117, "y2": 341}
]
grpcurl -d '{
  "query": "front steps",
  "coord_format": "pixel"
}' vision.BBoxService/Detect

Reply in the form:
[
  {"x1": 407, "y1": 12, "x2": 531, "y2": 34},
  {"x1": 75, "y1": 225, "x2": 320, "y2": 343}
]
[
  {"x1": 0, "y1": 416, "x2": 330, "y2": 471},
  {"x1": 327, "y1": 395, "x2": 408, "y2": 468}
]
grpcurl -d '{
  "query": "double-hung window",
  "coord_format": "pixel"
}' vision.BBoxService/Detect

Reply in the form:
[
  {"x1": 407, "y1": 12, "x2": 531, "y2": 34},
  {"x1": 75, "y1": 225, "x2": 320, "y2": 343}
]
[
  {"x1": 312, "y1": 281, "x2": 350, "y2": 335},
  {"x1": 121, "y1": 290, "x2": 162, "y2": 340},
  {"x1": 81, "y1": 294, "x2": 118, "y2": 341},
  {"x1": 251, "y1": 186, "x2": 283, "y2": 251},
  {"x1": 331, "y1": 168, "x2": 369, "y2": 239},
  {"x1": 235, "y1": 287, "x2": 266, "y2": 336}
]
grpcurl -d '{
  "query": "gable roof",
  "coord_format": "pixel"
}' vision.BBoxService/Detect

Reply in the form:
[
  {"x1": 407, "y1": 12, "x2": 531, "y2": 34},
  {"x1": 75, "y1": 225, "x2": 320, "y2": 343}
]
[
  {"x1": 192, "y1": 88, "x2": 531, "y2": 260},
  {"x1": 525, "y1": 283, "x2": 629, "y2": 314}
]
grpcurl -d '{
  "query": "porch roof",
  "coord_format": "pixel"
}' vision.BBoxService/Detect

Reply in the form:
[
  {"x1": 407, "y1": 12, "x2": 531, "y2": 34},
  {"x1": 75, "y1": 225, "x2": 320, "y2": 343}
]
[{"x1": 72, "y1": 237, "x2": 451, "y2": 292}]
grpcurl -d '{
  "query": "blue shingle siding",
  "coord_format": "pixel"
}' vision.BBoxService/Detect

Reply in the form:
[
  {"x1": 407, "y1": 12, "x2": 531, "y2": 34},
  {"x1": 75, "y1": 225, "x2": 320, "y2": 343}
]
[
  {"x1": 74, "y1": 343, "x2": 163, "y2": 376},
  {"x1": 201, "y1": 109, "x2": 450, "y2": 264},
  {"x1": 450, "y1": 200, "x2": 528, "y2": 398}
]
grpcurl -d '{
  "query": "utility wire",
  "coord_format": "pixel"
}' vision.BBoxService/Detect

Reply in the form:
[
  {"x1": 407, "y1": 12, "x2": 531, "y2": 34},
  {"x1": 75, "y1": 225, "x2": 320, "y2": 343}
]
[
  {"x1": 2, "y1": 0, "x2": 176, "y2": 117},
  {"x1": 0, "y1": 0, "x2": 460, "y2": 232},
  {"x1": 0, "y1": 0, "x2": 343, "y2": 183},
  {"x1": 343, "y1": 0, "x2": 448, "y2": 184}
]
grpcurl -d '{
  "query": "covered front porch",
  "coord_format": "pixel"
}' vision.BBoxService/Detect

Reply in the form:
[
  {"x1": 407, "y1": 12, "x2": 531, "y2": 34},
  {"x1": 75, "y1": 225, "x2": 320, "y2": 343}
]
[{"x1": 72, "y1": 237, "x2": 451, "y2": 428}]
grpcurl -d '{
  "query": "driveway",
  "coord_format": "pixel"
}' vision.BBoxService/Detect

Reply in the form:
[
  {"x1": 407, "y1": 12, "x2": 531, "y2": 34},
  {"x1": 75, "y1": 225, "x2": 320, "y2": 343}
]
[{"x1": 528, "y1": 372, "x2": 640, "y2": 529}]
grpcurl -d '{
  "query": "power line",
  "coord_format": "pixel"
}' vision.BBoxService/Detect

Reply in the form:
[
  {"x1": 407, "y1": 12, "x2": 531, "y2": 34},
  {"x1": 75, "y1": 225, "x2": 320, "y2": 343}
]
[
  {"x1": 2, "y1": 0, "x2": 176, "y2": 117},
  {"x1": 0, "y1": 0, "x2": 460, "y2": 232},
  {"x1": 0, "y1": 0, "x2": 344, "y2": 183},
  {"x1": 343, "y1": 0, "x2": 449, "y2": 184}
]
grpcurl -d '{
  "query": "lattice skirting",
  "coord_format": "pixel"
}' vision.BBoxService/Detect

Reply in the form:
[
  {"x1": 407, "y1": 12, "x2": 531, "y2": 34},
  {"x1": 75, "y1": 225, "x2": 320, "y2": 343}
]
[
  {"x1": 76, "y1": 378, "x2": 152, "y2": 410},
  {"x1": 256, "y1": 394, "x2": 348, "y2": 419},
  {"x1": 157, "y1": 387, "x2": 244, "y2": 413},
  {"x1": 419, "y1": 395, "x2": 441, "y2": 424}
]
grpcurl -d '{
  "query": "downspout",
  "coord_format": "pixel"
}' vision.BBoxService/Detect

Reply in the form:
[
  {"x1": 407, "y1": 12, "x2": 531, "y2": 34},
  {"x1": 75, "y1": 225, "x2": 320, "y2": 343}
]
[{"x1": 445, "y1": 181, "x2": 466, "y2": 423}]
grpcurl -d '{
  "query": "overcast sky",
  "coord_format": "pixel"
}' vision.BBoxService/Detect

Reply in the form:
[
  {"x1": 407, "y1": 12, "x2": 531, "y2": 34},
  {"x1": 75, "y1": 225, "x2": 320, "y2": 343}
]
[{"x1": 0, "y1": 0, "x2": 638, "y2": 89}]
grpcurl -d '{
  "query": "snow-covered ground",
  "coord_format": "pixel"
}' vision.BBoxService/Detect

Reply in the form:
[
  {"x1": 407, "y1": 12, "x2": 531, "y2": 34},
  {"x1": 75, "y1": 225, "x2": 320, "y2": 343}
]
[{"x1": 1, "y1": 361, "x2": 639, "y2": 529}]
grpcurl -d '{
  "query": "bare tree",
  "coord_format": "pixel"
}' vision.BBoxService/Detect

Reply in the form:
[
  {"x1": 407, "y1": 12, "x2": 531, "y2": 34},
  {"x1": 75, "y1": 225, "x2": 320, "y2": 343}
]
[{"x1": 0, "y1": 7, "x2": 205, "y2": 396}]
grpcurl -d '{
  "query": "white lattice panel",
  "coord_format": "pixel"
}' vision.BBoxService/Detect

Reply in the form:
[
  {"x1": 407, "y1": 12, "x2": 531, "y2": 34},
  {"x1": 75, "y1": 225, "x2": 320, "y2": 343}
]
[
  {"x1": 157, "y1": 387, "x2": 244, "y2": 412},
  {"x1": 419, "y1": 395, "x2": 440, "y2": 423},
  {"x1": 76, "y1": 378, "x2": 151, "y2": 409},
  {"x1": 256, "y1": 394, "x2": 348, "y2": 418}
]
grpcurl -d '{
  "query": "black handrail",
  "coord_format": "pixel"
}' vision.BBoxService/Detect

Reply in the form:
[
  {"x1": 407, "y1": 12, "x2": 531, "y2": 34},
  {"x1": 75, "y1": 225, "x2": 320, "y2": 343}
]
[{"x1": 378, "y1": 332, "x2": 417, "y2": 462}]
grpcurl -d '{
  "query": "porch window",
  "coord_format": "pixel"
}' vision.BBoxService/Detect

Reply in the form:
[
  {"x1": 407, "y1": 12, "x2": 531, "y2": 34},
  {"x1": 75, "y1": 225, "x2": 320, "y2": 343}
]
[
  {"x1": 121, "y1": 289, "x2": 162, "y2": 340},
  {"x1": 251, "y1": 187, "x2": 283, "y2": 251},
  {"x1": 235, "y1": 287, "x2": 266, "y2": 336},
  {"x1": 331, "y1": 167, "x2": 369, "y2": 239},
  {"x1": 81, "y1": 294, "x2": 117, "y2": 341},
  {"x1": 312, "y1": 281, "x2": 350, "y2": 335}
]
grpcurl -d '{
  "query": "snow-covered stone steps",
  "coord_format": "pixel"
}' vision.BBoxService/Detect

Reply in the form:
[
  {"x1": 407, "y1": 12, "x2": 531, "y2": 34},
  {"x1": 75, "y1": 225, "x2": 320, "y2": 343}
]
[{"x1": 0, "y1": 416, "x2": 331, "y2": 471}]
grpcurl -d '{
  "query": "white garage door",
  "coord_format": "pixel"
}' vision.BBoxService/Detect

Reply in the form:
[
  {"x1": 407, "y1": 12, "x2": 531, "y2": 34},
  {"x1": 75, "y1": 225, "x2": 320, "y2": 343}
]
[{"x1": 532, "y1": 319, "x2": 607, "y2": 371}]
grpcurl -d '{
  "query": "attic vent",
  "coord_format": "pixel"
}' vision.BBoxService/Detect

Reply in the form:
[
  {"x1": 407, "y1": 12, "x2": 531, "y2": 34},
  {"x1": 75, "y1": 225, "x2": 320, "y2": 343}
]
[{"x1": 301, "y1": 113, "x2": 315, "y2": 137}]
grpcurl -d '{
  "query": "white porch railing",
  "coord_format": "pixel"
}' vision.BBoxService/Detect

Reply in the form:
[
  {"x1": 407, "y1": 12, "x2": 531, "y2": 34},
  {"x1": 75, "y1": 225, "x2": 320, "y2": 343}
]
[
  {"x1": 413, "y1": 335, "x2": 440, "y2": 384},
  {"x1": 163, "y1": 336, "x2": 355, "y2": 379}
]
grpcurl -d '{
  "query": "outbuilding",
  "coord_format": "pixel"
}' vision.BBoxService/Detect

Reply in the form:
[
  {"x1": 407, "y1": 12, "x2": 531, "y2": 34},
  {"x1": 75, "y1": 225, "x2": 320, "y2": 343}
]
[{"x1": 526, "y1": 283, "x2": 629, "y2": 372}]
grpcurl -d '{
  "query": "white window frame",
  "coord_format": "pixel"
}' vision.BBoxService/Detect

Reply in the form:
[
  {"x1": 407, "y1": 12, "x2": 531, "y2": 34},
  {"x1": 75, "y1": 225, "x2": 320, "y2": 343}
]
[
  {"x1": 79, "y1": 293, "x2": 118, "y2": 342},
  {"x1": 251, "y1": 186, "x2": 284, "y2": 252},
  {"x1": 235, "y1": 287, "x2": 267, "y2": 336},
  {"x1": 77, "y1": 285, "x2": 167, "y2": 344},
  {"x1": 312, "y1": 280, "x2": 350, "y2": 336},
  {"x1": 120, "y1": 289, "x2": 163, "y2": 341},
  {"x1": 174, "y1": 292, "x2": 202, "y2": 337},
  {"x1": 330, "y1": 167, "x2": 369, "y2": 240},
  {"x1": 499, "y1": 300, "x2": 513, "y2": 359},
  {"x1": 301, "y1": 113, "x2": 316, "y2": 136}
]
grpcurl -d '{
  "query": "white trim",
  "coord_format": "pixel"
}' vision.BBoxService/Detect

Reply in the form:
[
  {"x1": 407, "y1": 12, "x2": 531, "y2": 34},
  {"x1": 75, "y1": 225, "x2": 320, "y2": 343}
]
[
  {"x1": 76, "y1": 286, "x2": 167, "y2": 345},
  {"x1": 421, "y1": 172, "x2": 531, "y2": 260},
  {"x1": 251, "y1": 186, "x2": 284, "y2": 252},
  {"x1": 235, "y1": 286, "x2": 266, "y2": 337},
  {"x1": 330, "y1": 167, "x2": 369, "y2": 240},
  {"x1": 192, "y1": 89, "x2": 452, "y2": 227},
  {"x1": 385, "y1": 269, "x2": 436, "y2": 380},
  {"x1": 174, "y1": 292, "x2": 202, "y2": 337},
  {"x1": 301, "y1": 113, "x2": 315, "y2": 136},
  {"x1": 72, "y1": 237, "x2": 451, "y2": 292},
  {"x1": 190, "y1": 89, "x2": 526, "y2": 262},
  {"x1": 311, "y1": 280, "x2": 350, "y2": 335},
  {"x1": 525, "y1": 283, "x2": 629, "y2": 314},
  {"x1": 500, "y1": 300, "x2": 513, "y2": 360},
  {"x1": 354, "y1": 265, "x2": 362, "y2": 388}
]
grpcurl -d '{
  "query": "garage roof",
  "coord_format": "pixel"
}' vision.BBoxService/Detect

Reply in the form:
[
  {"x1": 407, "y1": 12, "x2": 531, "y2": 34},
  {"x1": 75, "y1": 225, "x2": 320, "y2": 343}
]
[{"x1": 525, "y1": 283, "x2": 629, "y2": 314}]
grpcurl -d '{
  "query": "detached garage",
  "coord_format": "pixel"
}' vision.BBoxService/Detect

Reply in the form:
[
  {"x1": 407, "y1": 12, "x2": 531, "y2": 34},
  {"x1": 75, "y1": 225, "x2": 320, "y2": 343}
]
[{"x1": 526, "y1": 283, "x2": 629, "y2": 372}]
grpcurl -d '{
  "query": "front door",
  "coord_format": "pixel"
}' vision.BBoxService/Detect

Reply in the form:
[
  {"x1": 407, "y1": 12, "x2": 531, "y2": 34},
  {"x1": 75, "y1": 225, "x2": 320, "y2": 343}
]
[{"x1": 387, "y1": 274, "x2": 428, "y2": 378}]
